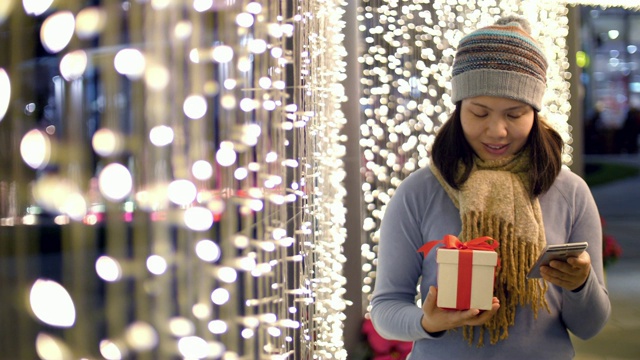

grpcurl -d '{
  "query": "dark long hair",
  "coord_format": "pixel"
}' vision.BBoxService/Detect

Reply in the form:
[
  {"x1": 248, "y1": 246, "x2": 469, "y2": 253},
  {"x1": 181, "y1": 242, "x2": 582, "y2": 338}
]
[{"x1": 431, "y1": 103, "x2": 563, "y2": 197}]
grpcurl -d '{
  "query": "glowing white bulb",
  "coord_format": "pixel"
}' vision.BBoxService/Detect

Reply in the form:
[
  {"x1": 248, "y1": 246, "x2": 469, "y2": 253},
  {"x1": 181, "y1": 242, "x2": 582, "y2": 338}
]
[
  {"x1": 193, "y1": 0, "x2": 212, "y2": 12},
  {"x1": 177, "y1": 336, "x2": 208, "y2": 359},
  {"x1": 217, "y1": 267, "x2": 237, "y2": 283},
  {"x1": 211, "y1": 288, "x2": 230, "y2": 305},
  {"x1": 167, "y1": 179, "x2": 197, "y2": 206},
  {"x1": 234, "y1": 167, "x2": 248, "y2": 180},
  {"x1": 146, "y1": 255, "x2": 168, "y2": 275},
  {"x1": 248, "y1": 199, "x2": 264, "y2": 212},
  {"x1": 192, "y1": 303, "x2": 210, "y2": 319},
  {"x1": 0, "y1": 68, "x2": 9, "y2": 122},
  {"x1": 99, "y1": 163, "x2": 133, "y2": 201},
  {"x1": 23, "y1": 0, "x2": 54, "y2": 16},
  {"x1": 60, "y1": 50, "x2": 88, "y2": 81},
  {"x1": 114, "y1": 49, "x2": 146, "y2": 80},
  {"x1": 238, "y1": 56, "x2": 252, "y2": 72},
  {"x1": 144, "y1": 65, "x2": 170, "y2": 91},
  {"x1": 189, "y1": 48, "x2": 200, "y2": 63},
  {"x1": 265, "y1": 151, "x2": 278, "y2": 163},
  {"x1": 268, "y1": 327, "x2": 282, "y2": 337},
  {"x1": 183, "y1": 95, "x2": 207, "y2": 119},
  {"x1": 169, "y1": 317, "x2": 195, "y2": 337},
  {"x1": 20, "y1": 129, "x2": 50, "y2": 169},
  {"x1": 223, "y1": 78, "x2": 237, "y2": 90},
  {"x1": 29, "y1": 279, "x2": 76, "y2": 328},
  {"x1": 75, "y1": 7, "x2": 106, "y2": 39},
  {"x1": 263, "y1": 100, "x2": 276, "y2": 111},
  {"x1": 211, "y1": 45, "x2": 234, "y2": 63},
  {"x1": 239, "y1": 98, "x2": 257, "y2": 112},
  {"x1": 124, "y1": 322, "x2": 158, "y2": 352},
  {"x1": 241, "y1": 328, "x2": 255, "y2": 339},
  {"x1": 236, "y1": 13, "x2": 254, "y2": 27},
  {"x1": 208, "y1": 320, "x2": 228, "y2": 334},
  {"x1": 220, "y1": 94, "x2": 236, "y2": 109},
  {"x1": 99, "y1": 340, "x2": 124, "y2": 360},
  {"x1": 40, "y1": 11, "x2": 75, "y2": 54},
  {"x1": 195, "y1": 239, "x2": 221, "y2": 262},
  {"x1": 149, "y1": 125, "x2": 174, "y2": 146},
  {"x1": 216, "y1": 141, "x2": 237, "y2": 167},
  {"x1": 174, "y1": 21, "x2": 193, "y2": 40},
  {"x1": 271, "y1": 47, "x2": 283, "y2": 58},
  {"x1": 183, "y1": 207, "x2": 214, "y2": 231},
  {"x1": 151, "y1": 0, "x2": 170, "y2": 9},
  {"x1": 258, "y1": 77, "x2": 272, "y2": 89},
  {"x1": 192, "y1": 160, "x2": 213, "y2": 180},
  {"x1": 92, "y1": 128, "x2": 123, "y2": 157},
  {"x1": 95, "y1": 256, "x2": 122, "y2": 282},
  {"x1": 237, "y1": 256, "x2": 256, "y2": 271},
  {"x1": 35, "y1": 333, "x2": 73, "y2": 360},
  {"x1": 248, "y1": 39, "x2": 267, "y2": 54},
  {"x1": 246, "y1": 2, "x2": 262, "y2": 14}
]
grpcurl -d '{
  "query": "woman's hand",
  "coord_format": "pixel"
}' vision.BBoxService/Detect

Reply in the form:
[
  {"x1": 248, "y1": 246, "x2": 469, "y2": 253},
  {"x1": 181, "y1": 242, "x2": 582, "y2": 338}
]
[
  {"x1": 540, "y1": 251, "x2": 591, "y2": 291},
  {"x1": 420, "y1": 286, "x2": 500, "y2": 334}
]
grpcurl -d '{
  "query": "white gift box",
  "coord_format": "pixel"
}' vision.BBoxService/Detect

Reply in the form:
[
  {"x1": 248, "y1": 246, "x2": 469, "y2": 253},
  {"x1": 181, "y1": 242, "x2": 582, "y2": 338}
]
[{"x1": 436, "y1": 248, "x2": 498, "y2": 310}]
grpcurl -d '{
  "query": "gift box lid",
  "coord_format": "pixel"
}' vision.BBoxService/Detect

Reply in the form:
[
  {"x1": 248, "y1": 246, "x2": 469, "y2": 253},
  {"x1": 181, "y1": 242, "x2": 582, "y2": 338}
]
[{"x1": 436, "y1": 248, "x2": 498, "y2": 266}]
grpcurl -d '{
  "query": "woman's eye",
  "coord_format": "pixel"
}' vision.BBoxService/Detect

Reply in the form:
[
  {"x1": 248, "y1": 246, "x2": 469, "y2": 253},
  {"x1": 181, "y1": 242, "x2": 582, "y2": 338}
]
[
  {"x1": 507, "y1": 113, "x2": 522, "y2": 119},
  {"x1": 472, "y1": 112, "x2": 488, "y2": 118}
]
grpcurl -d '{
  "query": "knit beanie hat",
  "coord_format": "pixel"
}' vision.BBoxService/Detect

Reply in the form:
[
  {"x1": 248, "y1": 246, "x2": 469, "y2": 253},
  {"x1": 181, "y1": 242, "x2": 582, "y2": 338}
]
[{"x1": 451, "y1": 16, "x2": 548, "y2": 111}]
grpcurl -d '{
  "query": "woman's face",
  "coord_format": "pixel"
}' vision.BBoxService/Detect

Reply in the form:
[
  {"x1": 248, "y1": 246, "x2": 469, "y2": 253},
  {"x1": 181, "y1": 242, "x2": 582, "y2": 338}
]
[{"x1": 460, "y1": 96, "x2": 535, "y2": 161}]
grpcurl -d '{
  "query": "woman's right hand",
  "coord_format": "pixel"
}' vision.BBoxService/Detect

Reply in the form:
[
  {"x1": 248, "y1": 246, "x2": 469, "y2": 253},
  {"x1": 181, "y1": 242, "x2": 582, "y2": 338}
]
[{"x1": 420, "y1": 286, "x2": 500, "y2": 334}]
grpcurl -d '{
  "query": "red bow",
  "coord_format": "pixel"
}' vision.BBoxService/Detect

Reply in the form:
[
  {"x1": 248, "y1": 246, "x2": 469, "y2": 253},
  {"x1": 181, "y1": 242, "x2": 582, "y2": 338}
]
[{"x1": 418, "y1": 234, "x2": 499, "y2": 258}]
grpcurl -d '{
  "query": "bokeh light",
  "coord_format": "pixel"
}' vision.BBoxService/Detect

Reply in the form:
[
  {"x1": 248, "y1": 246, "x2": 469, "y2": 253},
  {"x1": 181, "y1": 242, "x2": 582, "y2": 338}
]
[
  {"x1": 23, "y1": 0, "x2": 53, "y2": 16},
  {"x1": 96, "y1": 256, "x2": 123, "y2": 282},
  {"x1": 195, "y1": 239, "x2": 221, "y2": 262},
  {"x1": 29, "y1": 279, "x2": 76, "y2": 328},
  {"x1": 20, "y1": 129, "x2": 51, "y2": 169},
  {"x1": 92, "y1": 128, "x2": 124, "y2": 157},
  {"x1": 0, "y1": 68, "x2": 10, "y2": 121},
  {"x1": 114, "y1": 49, "x2": 146, "y2": 80},
  {"x1": 167, "y1": 179, "x2": 197, "y2": 206},
  {"x1": 60, "y1": 50, "x2": 88, "y2": 81},
  {"x1": 40, "y1": 11, "x2": 76, "y2": 54},
  {"x1": 75, "y1": 7, "x2": 107, "y2": 39},
  {"x1": 98, "y1": 163, "x2": 133, "y2": 201}
]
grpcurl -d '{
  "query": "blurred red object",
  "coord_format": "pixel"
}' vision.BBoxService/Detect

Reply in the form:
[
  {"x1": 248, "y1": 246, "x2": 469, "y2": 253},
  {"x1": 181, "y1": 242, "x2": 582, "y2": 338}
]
[
  {"x1": 601, "y1": 217, "x2": 622, "y2": 268},
  {"x1": 361, "y1": 318, "x2": 413, "y2": 360}
]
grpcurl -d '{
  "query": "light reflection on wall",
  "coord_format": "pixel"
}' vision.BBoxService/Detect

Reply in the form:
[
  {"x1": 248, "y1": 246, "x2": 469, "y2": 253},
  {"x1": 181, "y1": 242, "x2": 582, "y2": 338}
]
[
  {"x1": 357, "y1": 0, "x2": 575, "y2": 313},
  {"x1": 0, "y1": 0, "x2": 348, "y2": 359}
]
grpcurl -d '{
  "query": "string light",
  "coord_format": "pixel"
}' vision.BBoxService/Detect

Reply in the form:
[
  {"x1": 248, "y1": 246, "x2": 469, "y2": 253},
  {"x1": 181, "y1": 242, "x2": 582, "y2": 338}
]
[{"x1": 2, "y1": 0, "x2": 348, "y2": 359}]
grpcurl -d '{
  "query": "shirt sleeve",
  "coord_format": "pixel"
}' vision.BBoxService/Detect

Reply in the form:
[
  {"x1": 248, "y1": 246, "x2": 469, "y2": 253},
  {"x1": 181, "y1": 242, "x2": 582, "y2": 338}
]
[
  {"x1": 369, "y1": 172, "x2": 440, "y2": 341},
  {"x1": 559, "y1": 174, "x2": 611, "y2": 339}
]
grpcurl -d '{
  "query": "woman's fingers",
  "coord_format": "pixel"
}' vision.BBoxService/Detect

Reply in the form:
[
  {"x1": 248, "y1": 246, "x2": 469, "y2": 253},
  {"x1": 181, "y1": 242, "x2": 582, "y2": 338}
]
[{"x1": 422, "y1": 288, "x2": 500, "y2": 332}]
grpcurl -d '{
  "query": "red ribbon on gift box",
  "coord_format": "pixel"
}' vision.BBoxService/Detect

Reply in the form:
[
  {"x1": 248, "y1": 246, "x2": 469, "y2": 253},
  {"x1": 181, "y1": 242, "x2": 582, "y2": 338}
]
[
  {"x1": 417, "y1": 234, "x2": 499, "y2": 258},
  {"x1": 418, "y1": 235, "x2": 499, "y2": 310}
]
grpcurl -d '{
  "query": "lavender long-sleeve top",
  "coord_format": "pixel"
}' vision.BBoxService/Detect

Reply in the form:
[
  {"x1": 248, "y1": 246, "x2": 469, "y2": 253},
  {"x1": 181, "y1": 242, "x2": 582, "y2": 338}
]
[{"x1": 370, "y1": 167, "x2": 610, "y2": 359}]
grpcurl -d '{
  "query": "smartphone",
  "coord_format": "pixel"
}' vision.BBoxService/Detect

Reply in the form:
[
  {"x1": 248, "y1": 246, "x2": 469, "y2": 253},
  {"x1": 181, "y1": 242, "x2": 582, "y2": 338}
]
[{"x1": 526, "y1": 242, "x2": 589, "y2": 279}]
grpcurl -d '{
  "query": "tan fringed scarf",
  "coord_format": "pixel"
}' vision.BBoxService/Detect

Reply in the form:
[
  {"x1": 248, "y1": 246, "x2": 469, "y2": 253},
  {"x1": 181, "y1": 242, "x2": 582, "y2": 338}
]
[{"x1": 431, "y1": 149, "x2": 549, "y2": 346}]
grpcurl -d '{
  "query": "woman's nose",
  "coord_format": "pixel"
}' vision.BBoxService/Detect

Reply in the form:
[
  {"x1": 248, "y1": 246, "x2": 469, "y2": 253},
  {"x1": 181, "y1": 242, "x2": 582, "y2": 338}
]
[{"x1": 486, "y1": 118, "x2": 508, "y2": 138}]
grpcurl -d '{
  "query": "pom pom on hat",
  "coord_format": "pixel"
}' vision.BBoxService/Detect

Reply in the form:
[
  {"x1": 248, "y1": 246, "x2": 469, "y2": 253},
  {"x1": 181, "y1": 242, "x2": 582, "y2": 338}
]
[
  {"x1": 451, "y1": 15, "x2": 548, "y2": 111},
  {"x1": 494, "y1": 15, "x2": 532, "y2": 33}
]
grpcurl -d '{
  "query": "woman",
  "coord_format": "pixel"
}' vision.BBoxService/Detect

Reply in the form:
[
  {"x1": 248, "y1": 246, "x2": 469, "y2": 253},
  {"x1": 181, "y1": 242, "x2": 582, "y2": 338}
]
[{"x1": 370, "y1": 15, "x2": 610, "y2": 359}]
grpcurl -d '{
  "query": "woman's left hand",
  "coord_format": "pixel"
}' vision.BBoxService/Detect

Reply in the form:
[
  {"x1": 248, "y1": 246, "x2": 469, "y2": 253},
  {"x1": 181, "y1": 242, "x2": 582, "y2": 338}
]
[{"x1": 540, "y1": 251, "x2": 591, "y2": 291}]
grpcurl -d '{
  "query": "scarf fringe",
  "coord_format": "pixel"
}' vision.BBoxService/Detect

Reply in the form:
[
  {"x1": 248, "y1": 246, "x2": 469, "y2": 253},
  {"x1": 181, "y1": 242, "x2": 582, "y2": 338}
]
[{"x1": 460, "y1": 210, "x2": 548, "y2": 346}]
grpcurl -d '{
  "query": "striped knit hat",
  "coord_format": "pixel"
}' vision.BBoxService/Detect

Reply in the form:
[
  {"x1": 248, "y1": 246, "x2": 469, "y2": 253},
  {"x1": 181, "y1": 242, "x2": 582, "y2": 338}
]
[{"x1": 451, "y1": 16, "x2": 548, "y2": 111}]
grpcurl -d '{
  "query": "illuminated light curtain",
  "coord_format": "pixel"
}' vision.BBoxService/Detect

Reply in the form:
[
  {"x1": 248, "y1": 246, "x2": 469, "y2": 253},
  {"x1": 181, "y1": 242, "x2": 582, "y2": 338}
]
[
  {"x1": 357, "y1": 0, "x2": 574, "y2": 313},
  {"x1": 564, "y1": 0, "x2": 640, "y2": 10},
  {"x1": 0, "y1": 0, "x2": 348, "y2": 359}
]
